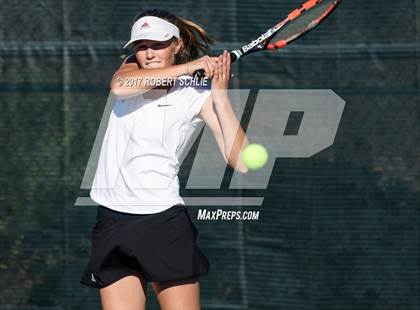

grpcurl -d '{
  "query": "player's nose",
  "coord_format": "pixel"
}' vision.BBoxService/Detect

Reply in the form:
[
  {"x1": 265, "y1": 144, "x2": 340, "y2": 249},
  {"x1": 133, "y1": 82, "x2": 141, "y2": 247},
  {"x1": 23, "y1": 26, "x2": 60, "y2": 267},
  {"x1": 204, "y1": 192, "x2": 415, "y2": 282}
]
[{"x1": 145, "y1": 47, "x2": 155, "y2": 58}]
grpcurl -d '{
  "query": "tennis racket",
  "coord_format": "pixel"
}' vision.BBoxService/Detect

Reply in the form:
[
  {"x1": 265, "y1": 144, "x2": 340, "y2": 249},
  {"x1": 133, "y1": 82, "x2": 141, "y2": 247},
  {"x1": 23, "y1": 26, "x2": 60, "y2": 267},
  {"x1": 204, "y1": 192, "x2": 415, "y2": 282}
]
[{"x1": 193, "y1": 0, "x2": 341, "y2": 78}]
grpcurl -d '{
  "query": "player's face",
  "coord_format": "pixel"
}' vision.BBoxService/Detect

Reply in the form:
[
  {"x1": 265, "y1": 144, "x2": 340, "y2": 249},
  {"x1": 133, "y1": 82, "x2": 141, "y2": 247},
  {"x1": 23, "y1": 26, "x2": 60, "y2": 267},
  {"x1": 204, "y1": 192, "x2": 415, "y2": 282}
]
[{"x1": 134, "y1": 38, "x2": 182, "y2": 69}]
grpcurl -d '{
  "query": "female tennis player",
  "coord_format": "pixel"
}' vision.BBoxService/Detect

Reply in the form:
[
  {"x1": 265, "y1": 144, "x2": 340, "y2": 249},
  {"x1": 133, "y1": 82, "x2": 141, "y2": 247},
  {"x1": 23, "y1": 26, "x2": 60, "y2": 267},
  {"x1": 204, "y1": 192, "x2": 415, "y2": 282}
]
[{"x1": 80, "y1": 8, "x2": 249, "y2": 310}]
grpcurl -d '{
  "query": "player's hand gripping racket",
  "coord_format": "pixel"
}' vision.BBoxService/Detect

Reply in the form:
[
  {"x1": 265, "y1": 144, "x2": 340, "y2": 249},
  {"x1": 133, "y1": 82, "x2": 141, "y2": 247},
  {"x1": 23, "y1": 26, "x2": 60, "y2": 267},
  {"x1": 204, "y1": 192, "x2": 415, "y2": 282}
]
[{"x1": 193, "y1": 0, "x2": 341, "y2": 78}]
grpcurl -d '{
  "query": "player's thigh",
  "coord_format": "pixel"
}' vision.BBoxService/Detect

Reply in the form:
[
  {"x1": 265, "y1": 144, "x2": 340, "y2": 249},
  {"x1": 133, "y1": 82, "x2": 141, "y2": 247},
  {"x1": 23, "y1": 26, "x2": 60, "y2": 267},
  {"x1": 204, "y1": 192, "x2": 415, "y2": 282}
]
[
  {"x1": 152, "y1": 278, "x2": 201, "y2": 310},
  {"x1": 99, "y1": 272, "x2": 147, "y2": 310}
]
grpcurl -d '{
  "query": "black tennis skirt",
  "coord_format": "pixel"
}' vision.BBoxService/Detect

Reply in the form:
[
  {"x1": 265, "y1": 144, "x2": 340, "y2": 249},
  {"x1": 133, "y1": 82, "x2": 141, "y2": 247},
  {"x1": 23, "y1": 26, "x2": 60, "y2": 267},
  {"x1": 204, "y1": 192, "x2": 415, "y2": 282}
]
[{"x1": 80, "y1": 203, "x2": 209, "y2": 289}]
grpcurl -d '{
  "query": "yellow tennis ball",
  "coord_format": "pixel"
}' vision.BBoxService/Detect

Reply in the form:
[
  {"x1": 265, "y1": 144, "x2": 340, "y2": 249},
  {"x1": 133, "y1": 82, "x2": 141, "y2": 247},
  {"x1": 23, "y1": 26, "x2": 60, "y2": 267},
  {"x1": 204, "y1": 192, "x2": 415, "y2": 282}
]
[{"x1": 242, "y1": 144, "x2": 269, "y2": 170}]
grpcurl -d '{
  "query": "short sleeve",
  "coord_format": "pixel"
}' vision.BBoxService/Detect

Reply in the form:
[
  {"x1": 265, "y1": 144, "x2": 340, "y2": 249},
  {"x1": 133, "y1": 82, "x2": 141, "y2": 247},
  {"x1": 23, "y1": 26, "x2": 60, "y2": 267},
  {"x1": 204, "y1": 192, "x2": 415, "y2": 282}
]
[{"x1": 189, "y1": 80, "x2": 212, "y2": 125}]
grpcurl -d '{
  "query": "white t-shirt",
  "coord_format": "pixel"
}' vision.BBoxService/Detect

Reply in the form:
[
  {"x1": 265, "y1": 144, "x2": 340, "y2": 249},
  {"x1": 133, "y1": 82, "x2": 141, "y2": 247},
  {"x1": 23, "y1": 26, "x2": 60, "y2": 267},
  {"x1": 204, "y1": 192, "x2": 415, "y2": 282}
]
[{"x1": 90, "y1": 75, "x2": 211, "y2": 214}]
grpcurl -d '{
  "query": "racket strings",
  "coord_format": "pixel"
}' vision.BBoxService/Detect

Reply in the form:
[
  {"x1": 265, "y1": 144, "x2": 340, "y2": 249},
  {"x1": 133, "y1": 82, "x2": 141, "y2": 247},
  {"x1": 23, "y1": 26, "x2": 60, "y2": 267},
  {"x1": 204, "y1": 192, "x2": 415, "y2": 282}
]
[{"x1": 267, "y1": 0, "x2": 338, "y2": 50}]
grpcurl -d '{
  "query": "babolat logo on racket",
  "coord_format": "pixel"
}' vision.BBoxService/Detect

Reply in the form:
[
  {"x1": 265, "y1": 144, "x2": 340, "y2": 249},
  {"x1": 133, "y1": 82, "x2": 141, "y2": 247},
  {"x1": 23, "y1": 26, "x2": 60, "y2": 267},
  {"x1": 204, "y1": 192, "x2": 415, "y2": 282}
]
[
  {"x1": 213, "y1": 0, "x2": 340, "y2": 68},
  {"x1": 242, "y1": 29, "x2": 275, "y2": 53}
]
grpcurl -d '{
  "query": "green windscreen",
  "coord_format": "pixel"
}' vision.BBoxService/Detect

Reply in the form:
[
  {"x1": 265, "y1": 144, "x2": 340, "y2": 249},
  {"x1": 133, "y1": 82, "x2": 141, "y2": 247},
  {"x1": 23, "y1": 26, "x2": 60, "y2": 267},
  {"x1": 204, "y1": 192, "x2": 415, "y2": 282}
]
[{"x1": 1, "y1": 0, "x2": 419, "y2": 309}]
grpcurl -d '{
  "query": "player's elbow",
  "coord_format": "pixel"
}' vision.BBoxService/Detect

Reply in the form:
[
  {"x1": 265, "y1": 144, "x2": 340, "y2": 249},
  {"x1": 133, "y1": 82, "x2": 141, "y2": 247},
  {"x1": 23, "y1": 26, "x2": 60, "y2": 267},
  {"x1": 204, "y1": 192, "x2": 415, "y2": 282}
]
[
  {"x1": 110, "y1": 83, "x2": 138, "y2": 99},
  {"x1": 236, "y1": 166, "x2": 249, "y2": 174},
  {"x1": 228, "y1": 161, "x2": 249, "y2": 174},
  {"x1": 110, "y1": 79, "x2": 122, "y2": 96},
  {"x1": 110, "y1": 86, "x2": 124, "y2": 98},
  {"x1": 226, "y1": 150, "x2": 249, "y2": 174}
]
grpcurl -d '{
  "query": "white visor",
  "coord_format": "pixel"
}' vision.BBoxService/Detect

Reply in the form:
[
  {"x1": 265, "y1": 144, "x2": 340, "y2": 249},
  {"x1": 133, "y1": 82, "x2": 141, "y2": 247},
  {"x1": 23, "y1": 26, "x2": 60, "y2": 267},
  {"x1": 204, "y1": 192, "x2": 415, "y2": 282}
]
[{"x1": 123, "y1": 16, "x2": 180, "y2": 48}]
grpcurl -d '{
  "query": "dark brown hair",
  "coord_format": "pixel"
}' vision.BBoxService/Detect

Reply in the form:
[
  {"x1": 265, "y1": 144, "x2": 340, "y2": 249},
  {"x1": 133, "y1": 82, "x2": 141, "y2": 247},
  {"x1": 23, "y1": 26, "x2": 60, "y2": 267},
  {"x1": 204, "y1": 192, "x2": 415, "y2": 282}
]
[{"x1": 133, "y1": 9, "x2": 213, "y2": 64}]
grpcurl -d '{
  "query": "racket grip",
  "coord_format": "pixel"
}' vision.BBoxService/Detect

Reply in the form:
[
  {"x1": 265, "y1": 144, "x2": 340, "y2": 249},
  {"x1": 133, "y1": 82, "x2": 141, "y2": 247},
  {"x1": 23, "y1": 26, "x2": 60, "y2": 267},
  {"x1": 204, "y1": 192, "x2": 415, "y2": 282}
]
[
  {"x1": 192, "y1": 52, "x2": 236, "y2": 78},
  {"x1": 193, "y1": 69, "x2": 206, "y2": 79}
]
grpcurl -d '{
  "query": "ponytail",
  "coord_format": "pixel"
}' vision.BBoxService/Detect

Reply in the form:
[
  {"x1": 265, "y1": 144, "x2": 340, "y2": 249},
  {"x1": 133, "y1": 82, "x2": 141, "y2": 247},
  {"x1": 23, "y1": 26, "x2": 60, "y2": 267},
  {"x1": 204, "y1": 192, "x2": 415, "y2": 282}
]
[{"x1": 175, "y1": 17, "x2": 213, "y2": 64}]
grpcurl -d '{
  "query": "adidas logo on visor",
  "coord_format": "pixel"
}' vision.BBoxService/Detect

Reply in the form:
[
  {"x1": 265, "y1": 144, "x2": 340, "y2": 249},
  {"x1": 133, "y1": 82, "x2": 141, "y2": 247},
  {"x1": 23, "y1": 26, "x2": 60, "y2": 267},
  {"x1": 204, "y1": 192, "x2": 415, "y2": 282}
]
[{"x1": 141, "y1": 22, "x2": 150, "y2": 29}]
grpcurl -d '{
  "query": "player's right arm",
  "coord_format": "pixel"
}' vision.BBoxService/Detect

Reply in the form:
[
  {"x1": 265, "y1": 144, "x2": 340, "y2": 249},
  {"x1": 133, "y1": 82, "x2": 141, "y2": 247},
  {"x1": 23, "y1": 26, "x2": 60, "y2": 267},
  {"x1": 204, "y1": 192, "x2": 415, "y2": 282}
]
[{"x1": 110, "y1": 55, "x2": 217, "y2": 99}]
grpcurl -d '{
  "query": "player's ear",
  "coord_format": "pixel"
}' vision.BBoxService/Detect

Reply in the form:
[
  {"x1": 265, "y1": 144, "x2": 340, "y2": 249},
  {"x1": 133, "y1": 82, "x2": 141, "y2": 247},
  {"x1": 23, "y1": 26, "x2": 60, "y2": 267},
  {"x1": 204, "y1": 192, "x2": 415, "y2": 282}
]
[{"x1": 174, "y1": 37, "x2": 183, "y2": 54}]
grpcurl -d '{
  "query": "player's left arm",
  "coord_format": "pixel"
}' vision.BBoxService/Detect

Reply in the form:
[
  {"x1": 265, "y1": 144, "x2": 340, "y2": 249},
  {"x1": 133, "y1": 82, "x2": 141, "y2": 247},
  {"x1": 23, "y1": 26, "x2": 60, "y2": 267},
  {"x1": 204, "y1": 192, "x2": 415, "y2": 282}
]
[{"x1": 200, "y1": 50, "x2": 249, "y2": 173}]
